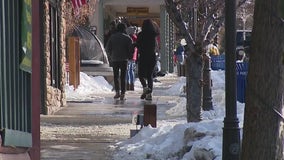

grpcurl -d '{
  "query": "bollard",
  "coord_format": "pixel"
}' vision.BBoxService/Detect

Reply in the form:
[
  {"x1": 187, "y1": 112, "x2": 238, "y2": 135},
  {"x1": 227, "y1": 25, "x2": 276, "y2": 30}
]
[
  {"x1": 130, "y1": 105, "x2": 157, "y2": 138},
  {"x1": 130, "y1": 129, "x2": 140, "y2": 138},
  {"x1": 143, "y1": 104, "x2": 157, "y2": 128},
  {"x1": 130, "y1": 111, "x2": 143, "y2": 138}
]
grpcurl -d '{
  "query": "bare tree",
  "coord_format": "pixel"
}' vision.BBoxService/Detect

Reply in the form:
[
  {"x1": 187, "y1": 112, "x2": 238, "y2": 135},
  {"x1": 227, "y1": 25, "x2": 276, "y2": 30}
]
[
  {"x1": 236, "y1": 0, "x2": 254, "y2": 30},
  {"x1": 241, "y1": 0, "x2": 284, "y2": 159},
  {"x1": 164, "y1": 0, "x2": 247, "y2": 122}
]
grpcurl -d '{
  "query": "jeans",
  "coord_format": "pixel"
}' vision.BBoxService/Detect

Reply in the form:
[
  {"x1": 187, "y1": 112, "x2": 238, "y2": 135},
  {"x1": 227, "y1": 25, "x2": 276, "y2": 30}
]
[
  {"x1": 176, "y1": 54, "x2": 185, "y2": 65},
  {"x1": 126, "y1": 60, "x2": 136, "y2": 84}
]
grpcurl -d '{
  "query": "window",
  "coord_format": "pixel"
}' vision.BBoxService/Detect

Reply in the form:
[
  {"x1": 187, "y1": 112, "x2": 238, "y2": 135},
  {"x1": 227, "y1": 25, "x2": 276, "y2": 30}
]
[{"x1": 49, "y1": 0, "x2": 60, "y2": 88}]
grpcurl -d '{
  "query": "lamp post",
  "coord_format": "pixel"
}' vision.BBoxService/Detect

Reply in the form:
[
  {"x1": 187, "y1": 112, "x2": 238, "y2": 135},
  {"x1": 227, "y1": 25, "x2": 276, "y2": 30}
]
[
  {"x1": 222, "y1": 0, "x2": 241, "y2": 160},
  {"x1": 202, "y1": 54, "x2": 213, "y2": 111}
]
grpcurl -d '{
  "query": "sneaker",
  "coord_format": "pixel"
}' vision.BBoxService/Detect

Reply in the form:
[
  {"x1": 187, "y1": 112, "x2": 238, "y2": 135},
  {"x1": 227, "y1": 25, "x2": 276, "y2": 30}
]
[
  {"x1": 145, "y1": 93, "x2": 152, "y2": 101},
  {"x1": 120, "y1": 94, "x2": 125, "y2": 100},
  {"x1": 113, "y1": 92, "x2": 120, "y2": 99}
]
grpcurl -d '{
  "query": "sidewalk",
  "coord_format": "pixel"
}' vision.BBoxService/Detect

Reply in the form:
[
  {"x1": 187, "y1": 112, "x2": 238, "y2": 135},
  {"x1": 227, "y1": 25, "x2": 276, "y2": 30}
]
[{"x1": 40, "y1": 74, "x2": 181, "y2": 160}]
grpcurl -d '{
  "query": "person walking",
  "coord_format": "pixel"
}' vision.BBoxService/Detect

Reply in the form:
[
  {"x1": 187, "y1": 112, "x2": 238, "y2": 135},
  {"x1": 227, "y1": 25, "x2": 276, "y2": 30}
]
[
  {"x1": 175, "y1": 41, "x2": 185, "y2": 65},
  {"x1": 105, "y1": 23, "x2": 134, "y2": 100},
  {"x1": 126, "y1": 26, "x2": 138, "y2": 91},
  {"x1": 136, "y1": 19, "x2": 160, "y2": 100}
]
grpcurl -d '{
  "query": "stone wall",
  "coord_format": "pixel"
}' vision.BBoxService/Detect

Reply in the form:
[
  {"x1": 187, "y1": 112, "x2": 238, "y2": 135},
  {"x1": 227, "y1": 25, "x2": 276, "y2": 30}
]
[
  {"x1": 43, "y1": 0, "x2": 68, "y2": 115},
  {"x1": 60, "y1": 0, "x2": 68, "y2": 108}
]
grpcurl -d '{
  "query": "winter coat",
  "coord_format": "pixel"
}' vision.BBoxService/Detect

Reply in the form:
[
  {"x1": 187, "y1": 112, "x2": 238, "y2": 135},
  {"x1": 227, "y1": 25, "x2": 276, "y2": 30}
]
[
  {"x1": 130, "y1": 34, "x2": 138, "y2": 61},
  {"x1": 105, "y1": 32, "x2": 133, "y2": 62},
  {"x1": 175, "y1": 44, "x2": 185, "y2": 64},
  {"x1": 136, "y1": 32, "x2": 158, "y2": 77}
]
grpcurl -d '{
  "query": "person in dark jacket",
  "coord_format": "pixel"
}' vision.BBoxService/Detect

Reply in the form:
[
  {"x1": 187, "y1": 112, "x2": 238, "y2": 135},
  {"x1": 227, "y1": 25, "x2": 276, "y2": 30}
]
[
  {"x1": 105, "y1": 23, "x2": 133, "y2": 100},
  {"x1": 136, "y1": 19, "x2": 160, "y2": 100}
]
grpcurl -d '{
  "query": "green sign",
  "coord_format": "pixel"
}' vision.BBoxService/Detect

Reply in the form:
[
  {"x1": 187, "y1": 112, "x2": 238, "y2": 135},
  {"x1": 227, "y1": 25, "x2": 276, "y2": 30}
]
[
  {"x1": 280, "y1": 0, "x2": 284, "y2": 18},
  {"x1": 20, "y1": 0, "x2": 32, "y2": 73}
]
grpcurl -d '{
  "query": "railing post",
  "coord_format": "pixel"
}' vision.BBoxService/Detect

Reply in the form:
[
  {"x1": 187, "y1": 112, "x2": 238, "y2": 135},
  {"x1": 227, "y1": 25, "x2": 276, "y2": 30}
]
[{"x1": 68, "y1": 37, "x2": 80, "y2": 89}]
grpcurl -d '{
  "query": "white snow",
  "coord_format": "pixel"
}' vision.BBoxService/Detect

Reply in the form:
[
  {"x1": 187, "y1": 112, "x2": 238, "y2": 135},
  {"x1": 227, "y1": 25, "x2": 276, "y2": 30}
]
[{"x1": 66, "y1": 70, "x2": 245, "y2": 160}]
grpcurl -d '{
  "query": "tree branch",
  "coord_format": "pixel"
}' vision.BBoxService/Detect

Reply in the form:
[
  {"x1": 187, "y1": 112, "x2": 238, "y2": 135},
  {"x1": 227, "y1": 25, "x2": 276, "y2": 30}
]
[{"x1": 165, "y1": 0, "x2": 196, "y2": 54}]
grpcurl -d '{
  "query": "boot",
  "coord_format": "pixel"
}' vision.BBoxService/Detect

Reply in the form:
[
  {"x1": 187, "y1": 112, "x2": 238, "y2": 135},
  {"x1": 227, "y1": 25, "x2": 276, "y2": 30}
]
[
  {"x1": 113, "y1": 92, "x2": 120, "y2": 99},
  {"x1": 120, "y1": 93, "x2": 125, "y2": 100},
  {"x1": 140, "y1": 87, "x2": 150, "y2": 99},
  {"x1": 126, "y1": 83, "x2": 130, "y2": 91},
  {"x1": 145, "y1": 93, "x2": 152, "y2": 101},
  {"x1": 129, "y1": 83, "x2": 134, "y2": 91}
]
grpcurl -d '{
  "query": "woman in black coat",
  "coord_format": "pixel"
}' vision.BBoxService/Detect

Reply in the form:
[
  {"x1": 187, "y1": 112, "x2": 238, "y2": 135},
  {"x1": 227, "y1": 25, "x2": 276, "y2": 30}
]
[{"x1": 136, "y1": 19, "x2": 160, "y2": 100}]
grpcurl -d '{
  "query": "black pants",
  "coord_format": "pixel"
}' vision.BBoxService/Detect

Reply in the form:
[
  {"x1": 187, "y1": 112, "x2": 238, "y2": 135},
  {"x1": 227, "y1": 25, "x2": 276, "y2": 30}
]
[
  {"x1": 138, "y1": 60, "x2": 156, "y2": 93},
  {"x1": 112, "y1": 61, "x2": 128, "y2": 94}
]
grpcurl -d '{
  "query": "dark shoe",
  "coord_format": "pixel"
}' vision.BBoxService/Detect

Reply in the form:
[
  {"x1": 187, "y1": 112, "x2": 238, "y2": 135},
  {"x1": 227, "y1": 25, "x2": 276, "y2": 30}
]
[
  {"x1": 129, "y1": 83, "x2": 134, "y2": 91},
  {"x1": 114, "y1": 92, "x2": 120, "y2": 99},
  {"x1": 140, "y1": 87, "x2": 150, "y2": 99},
  {"x1": 126, "y1": 83, "x2": 130, "y2": 91},
  {"x1": 140, "y1": 93, "x2": 146, "y2": 99},
  {"x1": 120, "y1": 94, "x2": 125, "y2": 100},
  {"x1": 153, "y1": 78, "x2": 161, "y2": 83},
  {"x1": 145, "y1": 93, "x2": 152, "y2": 101}
]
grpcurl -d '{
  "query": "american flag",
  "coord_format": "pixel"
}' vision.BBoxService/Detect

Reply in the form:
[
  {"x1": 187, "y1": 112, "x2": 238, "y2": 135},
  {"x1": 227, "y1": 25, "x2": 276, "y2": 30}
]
[{"x1": 71, "y1": 0, "x2": 87, "y2": 15}]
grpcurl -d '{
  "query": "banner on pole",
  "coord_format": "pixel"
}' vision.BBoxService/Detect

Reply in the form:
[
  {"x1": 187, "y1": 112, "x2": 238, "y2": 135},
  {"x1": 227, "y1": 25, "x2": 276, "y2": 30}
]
[{"x1": 20, "y1": 0, "x2": 32, "y2": 73}]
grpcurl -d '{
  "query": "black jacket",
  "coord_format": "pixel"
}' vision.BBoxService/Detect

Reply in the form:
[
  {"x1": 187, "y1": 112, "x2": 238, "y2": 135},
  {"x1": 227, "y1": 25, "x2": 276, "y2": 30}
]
[{"x1": 106, "y1": 32, "x2": 133, "y2": 62}]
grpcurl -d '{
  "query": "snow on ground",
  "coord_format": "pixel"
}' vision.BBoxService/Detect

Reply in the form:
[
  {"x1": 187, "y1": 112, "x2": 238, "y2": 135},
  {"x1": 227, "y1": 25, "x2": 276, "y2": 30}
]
[
  {"x1": 66, "y1": 70, "x2": 245, "y2": 160},
  {"x1": 65, "y1": 73, "x2": 113, "y2": 101}
]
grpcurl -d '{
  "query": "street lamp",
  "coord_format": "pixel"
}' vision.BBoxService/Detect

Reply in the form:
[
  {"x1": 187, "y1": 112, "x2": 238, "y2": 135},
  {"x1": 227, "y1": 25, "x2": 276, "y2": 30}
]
[{"x1": 223, "y1": 0, "x2": 241, "y2": 160}]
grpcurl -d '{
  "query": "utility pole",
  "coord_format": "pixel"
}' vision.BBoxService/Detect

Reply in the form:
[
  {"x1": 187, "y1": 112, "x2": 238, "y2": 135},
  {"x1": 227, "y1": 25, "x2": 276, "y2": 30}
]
[{"x1": 222, "y1": 0, "x2": 241, "y2": 159}]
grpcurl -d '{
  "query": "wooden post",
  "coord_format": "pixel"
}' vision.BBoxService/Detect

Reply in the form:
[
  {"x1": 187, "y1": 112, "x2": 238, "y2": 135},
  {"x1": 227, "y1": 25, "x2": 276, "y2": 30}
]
[
  {"x1": 143, "y1": 104, "x2": 157, "y2": 128},
  {"x1": 30, "y1": 0, "x2": 41, "y2": 159},
  {"x1": 68, "y1": 37, "x2": 80, "y2": 89}
]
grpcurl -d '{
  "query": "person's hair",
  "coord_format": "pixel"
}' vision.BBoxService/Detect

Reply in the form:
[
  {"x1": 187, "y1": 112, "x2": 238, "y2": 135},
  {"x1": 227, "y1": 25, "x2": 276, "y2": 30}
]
[
  {"x1": 116, "y1": 23, "x2": 127, "y2": 33},
  {"x1": 141, "y1": 19, "x2": 159, "y2": 36},
  {"x1": 110, "y1": 21, "x2": 117, "y2": 29}
]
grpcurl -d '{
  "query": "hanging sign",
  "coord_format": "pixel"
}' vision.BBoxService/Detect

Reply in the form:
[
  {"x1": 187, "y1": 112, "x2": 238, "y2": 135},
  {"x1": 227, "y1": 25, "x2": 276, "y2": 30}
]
[{"x1": 127, "y1": 7, "x2": 149, "y2": 15}]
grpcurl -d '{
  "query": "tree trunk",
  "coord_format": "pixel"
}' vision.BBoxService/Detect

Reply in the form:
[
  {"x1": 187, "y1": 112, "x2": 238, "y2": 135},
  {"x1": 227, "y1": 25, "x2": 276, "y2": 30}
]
[
  {"x1": 241, "y1": 0, "x2": 284, "y2": 159},
  {"x1": 165, "y1": 0, "x2": 204, "y2": 122},
  {"x1": 186, "y1": 51, "x2": 203, "y2": 122}
]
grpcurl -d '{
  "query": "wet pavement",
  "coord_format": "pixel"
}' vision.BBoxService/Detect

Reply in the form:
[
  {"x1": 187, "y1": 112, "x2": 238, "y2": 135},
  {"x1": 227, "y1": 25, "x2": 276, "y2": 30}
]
[{"x1": 40, "y1": 75, "x2": 181, "y2": 160}]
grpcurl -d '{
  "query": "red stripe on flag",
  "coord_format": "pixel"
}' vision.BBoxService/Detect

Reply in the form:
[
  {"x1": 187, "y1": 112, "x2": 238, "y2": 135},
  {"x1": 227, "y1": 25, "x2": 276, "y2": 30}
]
[
  {"x1": 71, "y1": 0, "x2": 87, "y2": 10},
  {"x1": 81, "y1": 0, "x2": 87, "y2": 5}
]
